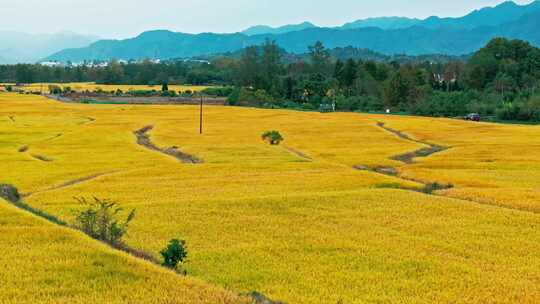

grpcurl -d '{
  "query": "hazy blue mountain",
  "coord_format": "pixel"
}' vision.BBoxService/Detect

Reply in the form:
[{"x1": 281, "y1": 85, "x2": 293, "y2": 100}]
[
  {"x1": 0, "y1": 31, "x2": 98, "y2": 63},
  {"x1": 419, "y1": 0, "x2": 540, "y2": 29},
  {"x1": 242, "y1": 22, "x2": 317, "y2": 36},
  {"x1": 47, "y1": 30, "x2": 249, "y2": 62},
  {"x1": 46, "y1": 1, "x2": 540, "y2": 61},
  {"x1": 341, "y1": 17, "x2": 421, "y2": 30}
]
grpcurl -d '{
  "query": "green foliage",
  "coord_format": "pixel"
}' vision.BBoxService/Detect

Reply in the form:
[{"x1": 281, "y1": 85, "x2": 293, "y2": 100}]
[
  {"x1": 128, "y1": 90, "x2": 156, "y2": 97},
  {"x1": 262, "y1": 130, "x2": 284, "y2": 145},
  {"x1": 0, "y1": 184, "x2": 20, "y2": 203},
  {"x1": 496, "y1": 98, "x2": 540, "y2": 121},
  {"x1": 48, "y1": 85, "x2": 62, "y2": 95},
  {"x1": 72, "y1": 197, "x2": 136, "y2": 247},
  {"x1": 161, "y1": 83, "x2": 169, "y2": 91},
  {"x1": 202, "y1": 86, "x2": 234, "y2": 97},
  {"x1": 160, "y1": 239, "x2": 188, "y2": 269},
  {"x1": 229, "y1": 88, "x2": 275, "y2": 107},
  {"x1": 160, "y1": 90, "x2": 177, "y2": 97},
  {"x1": 5, "y1": 85, "x2": 13, "y2": 92}
]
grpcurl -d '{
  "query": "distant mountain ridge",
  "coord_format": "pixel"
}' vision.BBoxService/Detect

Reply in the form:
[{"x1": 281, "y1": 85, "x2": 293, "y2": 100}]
[
  {"x1": 341, "y1": 17, "x2": 421, "y2": 30},
  {"x1": 242, "y1": 22, "x2": 317, "y2": 36},
  {"x1": 0, "y1": 32, "x2": 98, "y2": 64},
  {"x1": 46, "y1": 1, "x2": 540, "y2": 62},
  {"x1": 242, "y1": 1, "x2": 540, "y2": 32}
]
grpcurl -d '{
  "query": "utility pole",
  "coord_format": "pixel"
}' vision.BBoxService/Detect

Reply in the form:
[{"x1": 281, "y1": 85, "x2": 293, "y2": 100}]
[{"x1": 199, "y1": 93, "x2": 203, "y2": 134}]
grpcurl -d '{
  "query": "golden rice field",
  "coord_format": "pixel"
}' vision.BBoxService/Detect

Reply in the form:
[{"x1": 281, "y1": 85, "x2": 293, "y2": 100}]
[
  {"x1": 0, "y1": 82, "x2": 211, "y2": 93},
  {"x1": 0, "y1": 199, "x2": 247, "y2": 304},
  {"x1": 2, "y1": 92, "x2": 540, "y2": 303}
]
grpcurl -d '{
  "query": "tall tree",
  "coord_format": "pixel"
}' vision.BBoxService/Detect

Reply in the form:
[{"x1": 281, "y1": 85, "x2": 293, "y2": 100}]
[
  {"x1": 261, "y1": 39, "x2": 282, "y2": 94},
  {"x1": 309, "y1": 41, "x2": 331, "y2": 76},
  {"x1": 238, "y1": 46, "x2": 260, "y2": 87}
]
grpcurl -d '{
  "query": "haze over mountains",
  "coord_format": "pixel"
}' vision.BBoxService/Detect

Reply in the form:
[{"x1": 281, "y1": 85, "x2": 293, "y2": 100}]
[
  {"x1": 0, "y1": 32, "x2": 98, "y2": 64},
  {"x1": 12, "y1": 1, "x2": 540, "y2": 63}
]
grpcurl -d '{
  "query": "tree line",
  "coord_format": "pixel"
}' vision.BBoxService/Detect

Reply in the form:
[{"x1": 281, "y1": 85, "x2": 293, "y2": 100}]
[{"x1": 2, "y1": 37, "x2": 540, "y2": 122}]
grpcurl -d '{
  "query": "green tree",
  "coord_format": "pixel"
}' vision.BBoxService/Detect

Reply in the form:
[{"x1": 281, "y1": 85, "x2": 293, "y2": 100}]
[
  {"x1": 261, "y1": 39, "x2": 282, "y2": 94},
  {"x1": 161, "y1": 239, "x2": 188, "y2": 269},
  {"x1": 309, "y1": 41, "x2": 331, "y2": 76},
  {"x1": 238, "y1": 46, "x2": 260, "y2": 87},
  {"x1": 262, "y1": 130, "x2": 284, "y2": 145}
]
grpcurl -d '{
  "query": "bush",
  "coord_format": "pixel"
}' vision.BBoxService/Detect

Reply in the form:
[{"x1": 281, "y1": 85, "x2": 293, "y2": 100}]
[
  {"x1": 262, "y1": 131, "x2": 284, "y2": 145},
  {"x1": 496, "y1": 99, "x2": 540, "y2": 121},
  {"x1": 228, "y1": 88, "x2": 275, "y2": 107},
  {"x1": 0, "y1": 184, "x2": 20, "y2": 203},
  {"x1": 227, "y1": 87, "x2": 240, "y2": 105},
  {"x1": 160, "y1": 90, "x2": 178, "y2": 97},
  {"x1": 5, "y1": 85, "x2": 13, "y2": 92},
  {"x1": 128, "y1": 90, "x2": 156, "y2": 97},
  {"x1": 162, "y1": 83, "x2": 169, "y2": 92},
  {"x1": 72, "y1": 197, "x2": 136, "y2": 247},
  {"x1": 202, "y1": 87, "x2": 234, "y2": 97},
  {"x1": 160, "y1": 239, "x2": 188, "y2": 269},
  {"x1": 48, "y1": 85, "x2": 62, "y2": 95}
]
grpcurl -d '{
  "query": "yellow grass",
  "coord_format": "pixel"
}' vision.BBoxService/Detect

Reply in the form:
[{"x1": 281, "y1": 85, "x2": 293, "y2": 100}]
[
  {"x1": 1, "y1": 82, "x2": 211, "y2": 93},
  {"x1": 0, "y1": 199, "x2": 246, "y2": 304},
  {"x1": 2, "y1": 92, "x2": 540, "y2": 303}
]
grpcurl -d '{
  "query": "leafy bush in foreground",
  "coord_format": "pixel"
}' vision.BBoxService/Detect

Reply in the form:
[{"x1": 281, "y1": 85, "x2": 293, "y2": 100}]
[
  {"x1": 161, "y1": 239, "x2": 188, "y2": 269},
  {"x1": 73, "y1": 197, "x2": 136, "y2": 247}
]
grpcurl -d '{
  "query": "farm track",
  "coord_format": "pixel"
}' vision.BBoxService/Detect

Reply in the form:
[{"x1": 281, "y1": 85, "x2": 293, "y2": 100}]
[
  {"x1": 283, "y1": 146, "x2": 312, "y2": 161},
  {"x1": 41, "y1": 133, "x2": 63, "y2": 142},
  {"x1": 79, "y1": 116, "x2": 96, "y2": 125},
  {"x1": 30, "y1": 154, "x2": 54, "y2": 162},
  {"x1": 354, "y1": 122, "x2": 453, "y2": 192},
  {"x1": 353, "y1": 122, "x2": 453, "y2": 188},
  {"x1": 134, "y1": 126, "x2": 203, "y2": 164},
  {"x1": 353, "y1": 121, "x2": 540, "y2": 214},
  {"x1": 376, "y1": 122, "x2": 450, "y2": 164},
  {"x1": 22, "y1": 171, "x2": 119, "y2": 198}
]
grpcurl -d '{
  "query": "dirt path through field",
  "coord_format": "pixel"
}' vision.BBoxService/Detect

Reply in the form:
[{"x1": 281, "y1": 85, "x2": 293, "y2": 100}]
[
  {"x1": 376, "y1": 122, "x2": 450, "y2": 164},
  {"x1": 283, "y1": 146, "x2": 312, "y2": 161},
  {"x1": 354, "y1": 121, "x2": 454, "y2": 194},
  {"x1": 134, "y1": 126, "x2": 203, "y2": 164},
  {"x1": 22, "y1": 171, "x2": 119, "y2": 198}
]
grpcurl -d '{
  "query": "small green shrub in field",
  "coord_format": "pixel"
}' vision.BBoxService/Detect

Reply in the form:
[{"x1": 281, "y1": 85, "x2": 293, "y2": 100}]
[
  {"x1": 262, "y1": 131, "x2": 284, "y2": 145},
  {"x1": 73, "y1": 197, "x2": 136, "y2": 247},
  {"x1": 161, "y1": 239, "x2": 188, "y2": 269}
]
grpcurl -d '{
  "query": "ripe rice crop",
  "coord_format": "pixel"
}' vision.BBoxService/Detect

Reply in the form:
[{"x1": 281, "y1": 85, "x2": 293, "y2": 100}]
[{"x1": 2, "y1": 91, "x2": 540, "y2": 303}]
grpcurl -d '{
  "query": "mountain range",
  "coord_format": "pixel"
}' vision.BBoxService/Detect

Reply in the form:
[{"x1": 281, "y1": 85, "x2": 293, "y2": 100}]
[
  {"x1": 0, "y1": 32, "x2": 98, "y2": 64},
  {"x1": 242, "y1": 22, "x2": 317, "y2": 36},
  {"x1": 36, "y1": 1, "x2": 540, "y2": 62}
]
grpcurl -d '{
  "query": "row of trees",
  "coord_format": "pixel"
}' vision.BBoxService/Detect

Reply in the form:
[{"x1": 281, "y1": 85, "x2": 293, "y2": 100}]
[
  {"x1": 2, "y1": 38, "x2": 540, "y2": 121},
  {"x1": 227, "y1": 38, "x2": 540, "y2": 121},
  {"x1": 0, "y1": 60, "x2": 229, "y2": 85}
]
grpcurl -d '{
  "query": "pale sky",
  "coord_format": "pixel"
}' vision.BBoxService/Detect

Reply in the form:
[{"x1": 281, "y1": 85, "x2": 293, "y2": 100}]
[{"x1": 0, "y1": 0, "x2": 534, "y2": 38}]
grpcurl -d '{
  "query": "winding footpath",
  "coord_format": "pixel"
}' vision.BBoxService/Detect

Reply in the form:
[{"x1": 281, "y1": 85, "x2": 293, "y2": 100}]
[
  {"x1": 355, "y1": 121, "x2": 453, "y2": 194},
  {"x1": 134, "y1": 126, "x2": 203, "y2": 164}
]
